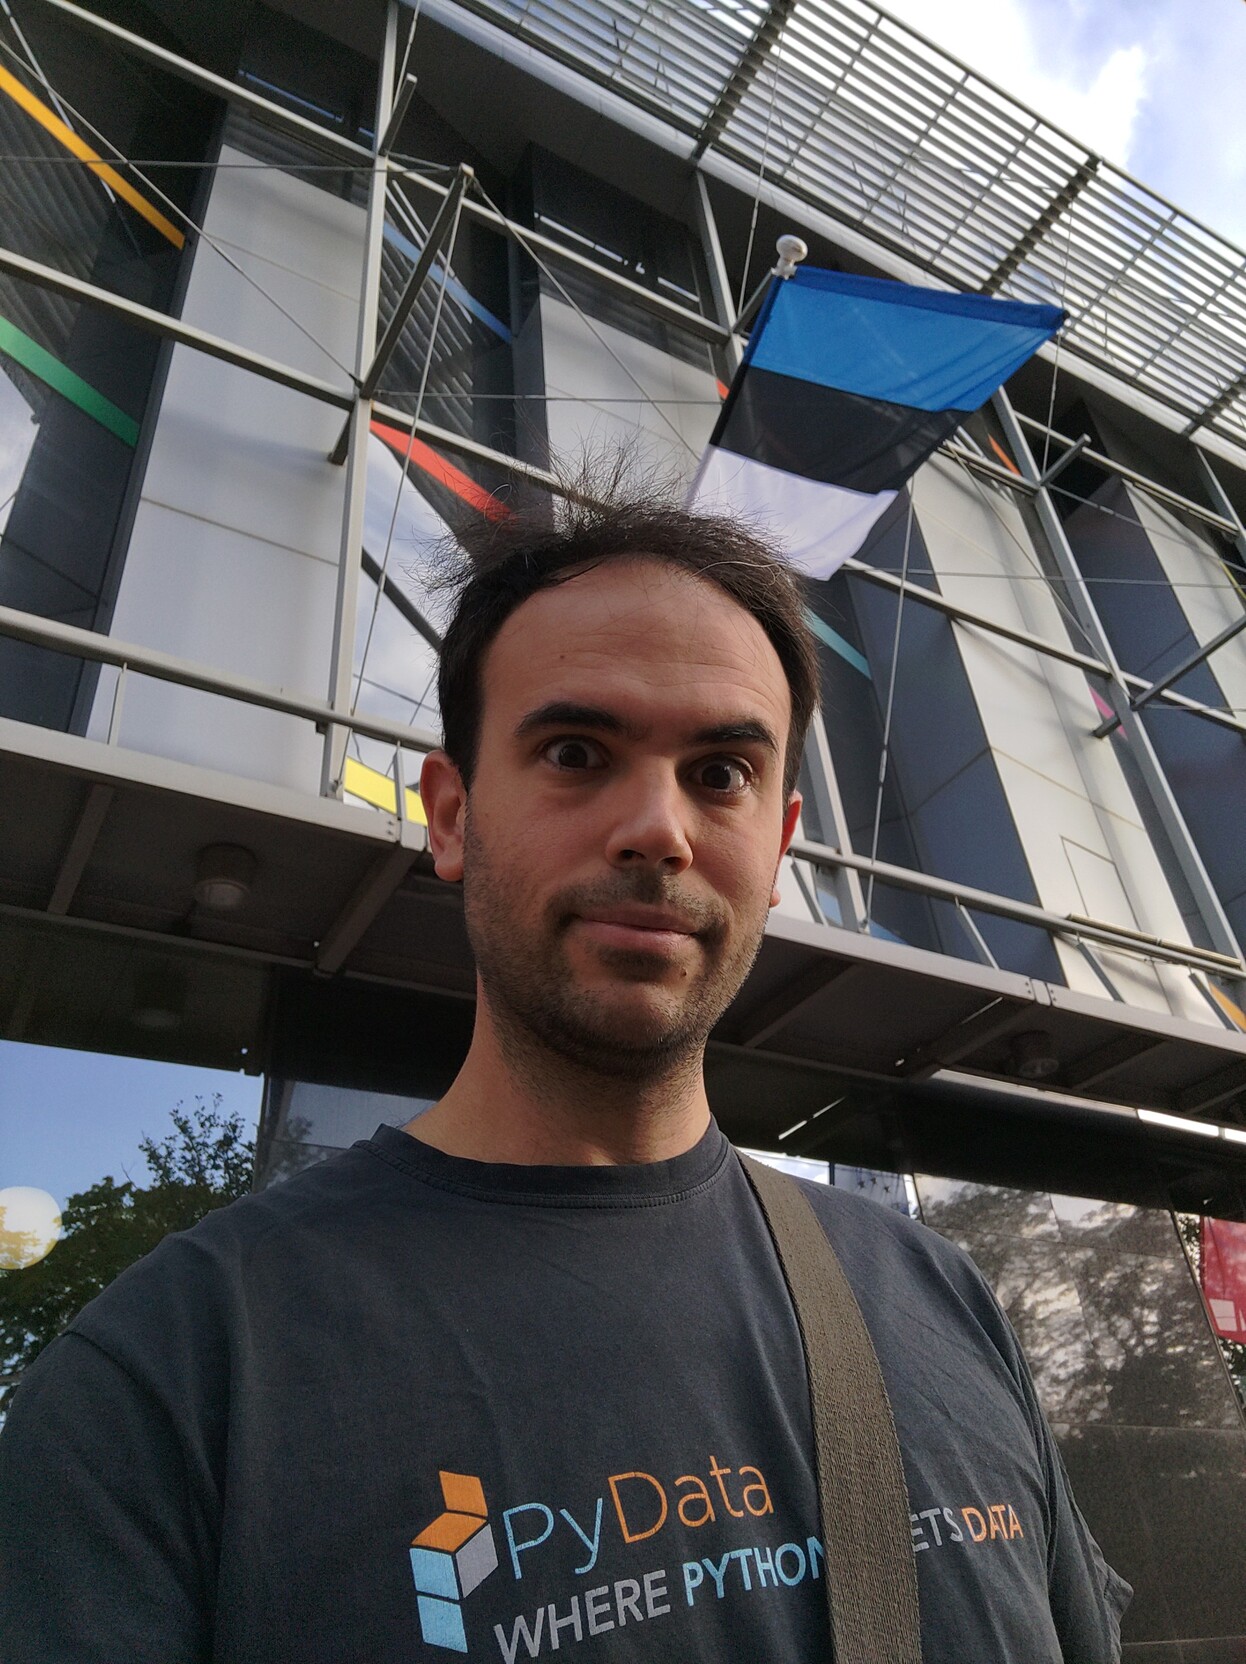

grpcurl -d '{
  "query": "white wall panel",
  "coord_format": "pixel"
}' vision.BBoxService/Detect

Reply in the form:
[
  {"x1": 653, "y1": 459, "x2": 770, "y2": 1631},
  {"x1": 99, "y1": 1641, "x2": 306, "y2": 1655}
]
[
  {"x1": 89, "y1": 150, "x2": 365, "y2": 791},
  {"x1": 1128, "y1": 486, "x2": 1246, "y2": 718},
  {"x1": 915, "y1": 458, "x2": 1210, "y2": 1022},
  {"x1": 539, "y1": 295, "x2": 719, "y2": 487}
]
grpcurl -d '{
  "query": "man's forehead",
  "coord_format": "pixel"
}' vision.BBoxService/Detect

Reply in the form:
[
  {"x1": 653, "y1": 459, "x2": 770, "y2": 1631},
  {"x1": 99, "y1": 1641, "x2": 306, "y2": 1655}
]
[{"x1": 489, "y1": 556, "x2": 781, "y2": 669}]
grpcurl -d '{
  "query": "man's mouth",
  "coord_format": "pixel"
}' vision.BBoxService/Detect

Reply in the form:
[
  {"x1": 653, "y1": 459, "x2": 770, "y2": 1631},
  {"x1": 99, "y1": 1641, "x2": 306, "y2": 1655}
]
[{"x1": 572, "y1": 906, "x2": 701, "y2": 955}]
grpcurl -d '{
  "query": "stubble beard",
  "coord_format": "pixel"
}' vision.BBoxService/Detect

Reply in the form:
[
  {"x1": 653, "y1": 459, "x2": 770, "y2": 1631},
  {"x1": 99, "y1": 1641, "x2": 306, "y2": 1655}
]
[{"x1": 461, "y1": 813, "x2": 772, "y2": 1088}]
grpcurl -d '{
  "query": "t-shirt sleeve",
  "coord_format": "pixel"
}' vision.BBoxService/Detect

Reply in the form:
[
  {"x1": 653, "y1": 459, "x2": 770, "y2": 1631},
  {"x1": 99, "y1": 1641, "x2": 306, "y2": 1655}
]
[
  {"x1": 1041, "y1": 1417, "x2": 1133, "y2": 1662},
  {"x1": 0, "y1": 1331, "x2": 213, "y2": 1664},
  {"x1": 977, "y1": 1266, "x2": 1134, "y2": 1662}
]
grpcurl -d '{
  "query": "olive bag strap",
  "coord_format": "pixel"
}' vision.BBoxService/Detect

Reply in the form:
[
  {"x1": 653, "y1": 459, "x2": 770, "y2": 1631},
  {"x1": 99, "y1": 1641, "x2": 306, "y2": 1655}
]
[{"x1": 738, "y1": 1151, "x2": 923, "y2": 1664}]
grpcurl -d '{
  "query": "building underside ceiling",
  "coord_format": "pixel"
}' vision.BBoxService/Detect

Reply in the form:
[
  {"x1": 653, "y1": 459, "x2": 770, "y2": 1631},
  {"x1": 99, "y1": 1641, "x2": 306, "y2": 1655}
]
[
  {"x1": 4, "y1": 718, "x2": 1246, "y2": 1136},
  {"x1": 429, "y1": 0, "x2": 1246, "y2": 453}
]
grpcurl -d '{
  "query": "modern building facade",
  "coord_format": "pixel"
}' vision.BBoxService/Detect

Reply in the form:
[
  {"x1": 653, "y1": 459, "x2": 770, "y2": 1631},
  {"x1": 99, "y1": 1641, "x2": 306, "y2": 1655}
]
[{"x1": 1, "y1": 0, "x2": 1245, "y2": 1651}]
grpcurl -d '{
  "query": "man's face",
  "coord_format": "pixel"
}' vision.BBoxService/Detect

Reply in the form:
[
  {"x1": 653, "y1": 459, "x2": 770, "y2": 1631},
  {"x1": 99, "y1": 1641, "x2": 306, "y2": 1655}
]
[{"x1": 426, "y1": 557, "x2": 801, "y2": 1079}]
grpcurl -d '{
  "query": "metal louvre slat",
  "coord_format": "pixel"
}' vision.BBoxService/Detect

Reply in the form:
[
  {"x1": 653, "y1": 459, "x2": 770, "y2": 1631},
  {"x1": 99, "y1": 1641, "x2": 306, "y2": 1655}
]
[
  {"x1": 449, "y1": 0, "x2": 1246, "y2": 442},
  {"x1": 727, "y1": 83, "x2": 1032, "y2": 263}
]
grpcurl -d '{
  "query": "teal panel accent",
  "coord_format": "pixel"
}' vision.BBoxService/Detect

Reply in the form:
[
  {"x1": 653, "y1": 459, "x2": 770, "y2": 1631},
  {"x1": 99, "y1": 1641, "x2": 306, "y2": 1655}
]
[{"x1": 806, "y1": 608, "x2": 871, "y2": 679}]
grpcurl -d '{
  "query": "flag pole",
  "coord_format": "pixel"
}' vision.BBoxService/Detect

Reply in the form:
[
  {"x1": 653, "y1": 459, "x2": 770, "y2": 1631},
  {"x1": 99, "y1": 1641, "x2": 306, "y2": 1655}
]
[{"x1": 729, "y1": 233, "x2": 808, "y2": 334}]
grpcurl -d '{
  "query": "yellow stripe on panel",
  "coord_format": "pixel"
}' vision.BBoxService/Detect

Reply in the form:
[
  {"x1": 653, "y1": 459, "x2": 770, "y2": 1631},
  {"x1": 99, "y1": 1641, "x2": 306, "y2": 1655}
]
[
  {"x1": 1207, "y1": 979, "x2": 1246, "y2": 1034},
  {"x1": 0, "y1": 65, "x2": 185, "y2": 248},
  {"x1": 342, "y1": 756, "x2": 427, "y2": 826}
]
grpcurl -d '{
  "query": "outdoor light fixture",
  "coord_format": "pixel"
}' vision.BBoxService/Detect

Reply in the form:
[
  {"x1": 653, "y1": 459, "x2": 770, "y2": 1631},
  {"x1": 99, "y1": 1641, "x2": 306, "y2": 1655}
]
[
  {"x1": 131, "y1": 964, "x2": 187, "y2": 1032},
  {"x1": 194, "y1": 843, "x2": 256, "y2": 911},
  {"x1": 1011, "y1": 1030, "x2": 1060, "y2": 1081}
]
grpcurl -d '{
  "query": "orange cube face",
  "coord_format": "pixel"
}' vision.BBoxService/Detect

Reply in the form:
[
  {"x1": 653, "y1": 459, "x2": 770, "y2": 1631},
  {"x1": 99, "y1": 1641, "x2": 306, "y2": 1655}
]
[
  {"x1": 413, "y1": 1511, "x2": 482, "y2": 1554},
  {"x1": 439, "y1": 1471, "x2": 487, "y2": 1518}
]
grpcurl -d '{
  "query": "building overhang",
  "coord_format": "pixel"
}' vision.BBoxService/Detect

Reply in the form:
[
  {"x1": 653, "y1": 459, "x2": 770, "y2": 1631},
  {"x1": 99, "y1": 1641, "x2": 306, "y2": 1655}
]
[{"x1": 4, "y1": 713, "x2": 1246, "y2": 1141}]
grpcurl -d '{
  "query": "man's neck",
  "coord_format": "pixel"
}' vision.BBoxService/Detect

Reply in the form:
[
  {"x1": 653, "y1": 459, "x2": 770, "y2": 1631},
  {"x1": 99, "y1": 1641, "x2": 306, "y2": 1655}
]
[{"x1": 404, "y1": 1008, "x2": 712, "y2": 1166}]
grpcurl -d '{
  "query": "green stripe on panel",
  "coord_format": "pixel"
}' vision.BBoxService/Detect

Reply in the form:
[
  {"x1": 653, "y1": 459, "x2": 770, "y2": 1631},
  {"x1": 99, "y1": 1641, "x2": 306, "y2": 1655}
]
[{"x1": 0, "y1": 315, "x2": 139, "y2": 446}]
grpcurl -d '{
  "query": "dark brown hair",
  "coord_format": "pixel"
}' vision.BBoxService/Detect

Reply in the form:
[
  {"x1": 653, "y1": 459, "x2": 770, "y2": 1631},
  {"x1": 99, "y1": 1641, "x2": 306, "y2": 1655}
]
[{"x1": 435, "y1": 493, "x2": 820, "y2": 797}]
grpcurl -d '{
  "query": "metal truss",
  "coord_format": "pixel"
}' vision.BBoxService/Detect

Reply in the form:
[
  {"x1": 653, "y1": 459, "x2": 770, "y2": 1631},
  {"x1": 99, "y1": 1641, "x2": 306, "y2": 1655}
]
[
  {"x1": 427, "y1": 0, "x2": 1246, "y2": 453},
  {"x1": 4, "y1": 0, "x2": 1245, "y2": 1016}
]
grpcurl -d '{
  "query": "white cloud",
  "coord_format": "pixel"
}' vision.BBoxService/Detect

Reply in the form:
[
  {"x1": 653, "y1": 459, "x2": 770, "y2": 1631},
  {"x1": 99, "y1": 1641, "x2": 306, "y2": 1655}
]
[
  {"x1": 873, "y1": 0, "x2": 1246, "y2": 249},
  {"x1": 877, "y1": 0, "x2": 1147, "y2": 167}
]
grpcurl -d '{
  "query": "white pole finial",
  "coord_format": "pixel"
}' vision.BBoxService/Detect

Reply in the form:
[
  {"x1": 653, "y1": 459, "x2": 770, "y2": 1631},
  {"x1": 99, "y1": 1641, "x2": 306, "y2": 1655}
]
[{"x1": 774, "y1": 234, "x2": 809, "y2": 278}]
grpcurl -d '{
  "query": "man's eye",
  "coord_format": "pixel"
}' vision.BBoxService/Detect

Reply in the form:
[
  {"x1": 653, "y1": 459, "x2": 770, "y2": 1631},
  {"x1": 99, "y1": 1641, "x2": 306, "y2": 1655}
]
[
  {"x1": 695, "y1": 758, "x2": 750, "y2": 794},
  {"x1": 543, "y1": 738, "x2": 606, "y2": 770}
]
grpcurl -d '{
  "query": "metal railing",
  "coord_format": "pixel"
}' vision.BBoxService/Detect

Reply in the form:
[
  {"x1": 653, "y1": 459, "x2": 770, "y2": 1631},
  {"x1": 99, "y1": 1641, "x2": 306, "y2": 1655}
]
[{"x1": 2, "y1": 599, "x2": 1241, "y2": 991}]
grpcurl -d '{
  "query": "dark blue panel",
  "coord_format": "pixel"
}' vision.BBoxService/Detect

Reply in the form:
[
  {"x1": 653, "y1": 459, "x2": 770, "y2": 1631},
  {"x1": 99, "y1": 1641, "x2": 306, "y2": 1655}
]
[{"x1": 746, "y1": 268, "x2": 1063, "y2": 412}]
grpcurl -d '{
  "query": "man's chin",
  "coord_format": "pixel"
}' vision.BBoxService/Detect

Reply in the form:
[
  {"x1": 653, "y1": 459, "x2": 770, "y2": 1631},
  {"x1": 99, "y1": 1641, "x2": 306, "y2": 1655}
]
[{"x1": 533, "y1": 994, "x2": 709, "y2": 1079}]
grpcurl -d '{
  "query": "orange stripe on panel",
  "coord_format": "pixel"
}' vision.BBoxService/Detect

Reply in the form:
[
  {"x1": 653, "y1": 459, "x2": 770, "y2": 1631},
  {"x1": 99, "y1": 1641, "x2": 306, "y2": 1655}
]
[
  {"x1": 987, "y1": 435, "x2": 1020, "y2": 474},
  {"x1": 371, "y1": 419, "x2": 509, "y2": 520},
  {"x1": 0, "y1": 65, "x2": 185, "y2": 248}
]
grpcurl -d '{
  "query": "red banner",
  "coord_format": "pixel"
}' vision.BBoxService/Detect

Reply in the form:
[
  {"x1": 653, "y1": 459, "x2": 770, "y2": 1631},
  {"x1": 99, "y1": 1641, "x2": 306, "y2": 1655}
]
[{"x1": 1200, "y1": 1217, "x2": 1246, "y2": 1341}]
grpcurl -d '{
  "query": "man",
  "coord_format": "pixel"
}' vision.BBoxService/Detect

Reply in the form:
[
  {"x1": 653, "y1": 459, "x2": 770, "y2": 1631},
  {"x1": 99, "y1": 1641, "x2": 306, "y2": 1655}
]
[{"x1": 0, "y1": 498, "x2": 1129, "y2": 1661}]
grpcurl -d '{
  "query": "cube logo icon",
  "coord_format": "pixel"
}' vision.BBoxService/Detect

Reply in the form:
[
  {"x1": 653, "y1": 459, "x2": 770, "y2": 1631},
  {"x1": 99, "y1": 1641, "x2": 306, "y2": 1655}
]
[{"x1": 409, "y1": 1470, "x2": 499, "y2": 1653}]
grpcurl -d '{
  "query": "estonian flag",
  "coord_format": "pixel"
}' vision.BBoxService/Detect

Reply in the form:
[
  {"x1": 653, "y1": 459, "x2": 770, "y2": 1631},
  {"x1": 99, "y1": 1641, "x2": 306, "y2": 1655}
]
[{"x1": 693, "y1": 268, "x2": 1064, "y2": 578}]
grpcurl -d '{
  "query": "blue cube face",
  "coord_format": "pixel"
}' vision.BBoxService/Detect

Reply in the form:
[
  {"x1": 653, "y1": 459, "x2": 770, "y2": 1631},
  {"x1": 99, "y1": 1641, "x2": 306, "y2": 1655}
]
[
  {"x1": 410, "y1": 1545, "x2": 459, "y2": 1600},
  {"x1": 417, "y1": 1594, "x2": 468, "y2": 1653}
]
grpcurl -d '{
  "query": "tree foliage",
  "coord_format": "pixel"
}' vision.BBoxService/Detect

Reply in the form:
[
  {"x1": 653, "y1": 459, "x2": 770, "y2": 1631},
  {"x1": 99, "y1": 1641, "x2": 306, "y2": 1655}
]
[{"x1": 0, "y1": 1097, "x2": 254, "y2": 1407}]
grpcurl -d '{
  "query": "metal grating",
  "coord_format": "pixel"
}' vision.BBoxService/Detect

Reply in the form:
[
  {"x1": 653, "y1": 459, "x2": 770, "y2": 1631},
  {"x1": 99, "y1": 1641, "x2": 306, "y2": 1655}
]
[{"x1": 437, "y1": 0, "x2": 1246, "y2": 453}]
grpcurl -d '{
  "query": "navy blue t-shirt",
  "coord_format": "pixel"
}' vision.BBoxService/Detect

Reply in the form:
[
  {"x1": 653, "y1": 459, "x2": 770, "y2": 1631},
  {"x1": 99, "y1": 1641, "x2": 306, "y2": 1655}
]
[{"x1": 0, "y1": 1122, "x2": 1129, "y2": 1661}]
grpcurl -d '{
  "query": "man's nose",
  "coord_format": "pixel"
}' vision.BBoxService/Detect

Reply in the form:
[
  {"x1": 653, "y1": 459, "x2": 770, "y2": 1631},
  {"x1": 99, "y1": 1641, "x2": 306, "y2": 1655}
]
[{"x1": 605, "y1": 767, "x2": 694, "y2": 871}]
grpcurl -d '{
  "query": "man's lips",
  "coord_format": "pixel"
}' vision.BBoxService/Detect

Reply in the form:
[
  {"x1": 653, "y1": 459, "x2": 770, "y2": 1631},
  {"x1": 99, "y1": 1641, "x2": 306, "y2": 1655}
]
[{"x1": 571, "y1": 907, "x2": 701, "y2": 954}]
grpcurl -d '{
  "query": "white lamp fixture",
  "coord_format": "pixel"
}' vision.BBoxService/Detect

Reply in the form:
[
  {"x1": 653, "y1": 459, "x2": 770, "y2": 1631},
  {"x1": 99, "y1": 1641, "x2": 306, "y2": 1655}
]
[
  {"x1": 194, "y1": 843, "x2": 257, "y2": 911},
  {"x1": 1012, "y1": 1030, "x2": 1060, "y2": 1081}
]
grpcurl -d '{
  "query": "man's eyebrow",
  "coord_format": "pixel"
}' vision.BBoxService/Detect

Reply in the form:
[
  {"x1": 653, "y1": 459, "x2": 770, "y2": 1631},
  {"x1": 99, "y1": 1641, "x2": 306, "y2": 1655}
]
[
  {"x1": 514, "y1": 701, "x2": 640, "y2": 740},
  {"x1": 691, "y1": 720, "x2": 780, "y2": 757}
]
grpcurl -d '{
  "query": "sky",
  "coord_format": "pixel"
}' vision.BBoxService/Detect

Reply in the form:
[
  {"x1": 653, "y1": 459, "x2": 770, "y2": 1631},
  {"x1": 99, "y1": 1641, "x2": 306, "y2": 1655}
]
[
  {"x1": 0, "y1": 1044, "x2": 263, "y2": 1211},
  {"x1": 4, "y1": 0, "x2": 1246, "y2": 1212},
  {"x1": 877, "y1": 0, "x2": 1246, "y2": 249}
]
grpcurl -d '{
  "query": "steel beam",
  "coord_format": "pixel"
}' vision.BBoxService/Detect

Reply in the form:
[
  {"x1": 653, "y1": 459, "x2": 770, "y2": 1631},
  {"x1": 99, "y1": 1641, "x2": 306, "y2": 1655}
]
[
  {"x1": 798, "y1": 713, "x2": 868, "y2": 933},
  {"x1": 0, "y1": 245, "x2": 353, "y2": 408},
  {"x1": 35, "y1": 0, "x2": 374, "y2": 164},
  {"x1": 315, "y1": 844, "x2": 416, "y2": 973},
  {"x1": 791, "y1": 833, "x2": 1241, "y2": 978},
  {"x1": 322, "y1": 4, "x2": 400, "y2": 798},
  {"x1": 692, "y1": 0, "x2": 799, "y2": 160},
  {"x1": 691, "y1": 169, "x2": 743, "y2": 376},
  {"x1": 47, "y1": 783, "x2": 113, "y2": 915},
  {"x1": 399, "y1": 170, "x2": 729, "y2": 345},
  {"x1": 1091, "y1": 609, "x2": 1244, "y2": 738},
  {"x1": 1014, "y1": 410, "x2": 1238, "y2": 536},
  {"x1": 0, "y1": 602, "x2": 439, "y2": 754},
  {"x1": 1193, "y1": 447, "x2": 1246, "y2": 552},
  {"x1": 994, "y1": 387, "x2": 1245, "y2": 969},
  {"x1": 980, "y1": 157, "x2": 1099, "y2": 295},
  {"x1": 379, "y1": 73, "x2": 419, "y2": 156},
  {"x1": 360, "y1": 163, "x2": 472, "y2": 402}
]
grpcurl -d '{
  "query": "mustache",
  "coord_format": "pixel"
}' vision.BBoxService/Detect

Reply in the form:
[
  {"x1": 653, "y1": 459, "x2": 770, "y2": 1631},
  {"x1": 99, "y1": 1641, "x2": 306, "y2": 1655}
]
[{"x1": 550, "y1": 873, "x2": 727, "y2": 937}]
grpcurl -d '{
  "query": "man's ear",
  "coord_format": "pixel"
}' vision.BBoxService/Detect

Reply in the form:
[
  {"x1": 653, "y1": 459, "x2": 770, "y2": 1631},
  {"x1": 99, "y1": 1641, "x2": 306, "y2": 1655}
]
[
  {"x1": 771, "y1": 791, "x2": 804, "y2": 909},
  {"x1": 420, "y1": 750, "x2": 467, "y2": 883}
]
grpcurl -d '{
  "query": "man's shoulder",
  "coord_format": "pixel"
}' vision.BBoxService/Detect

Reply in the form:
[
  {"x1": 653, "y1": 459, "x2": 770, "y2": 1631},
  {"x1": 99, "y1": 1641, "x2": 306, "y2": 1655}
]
[
  {"x1": 64, "y1": 1139, "x2": 392, "y2": 1366},
  {"x1": 783, "y1": 1171, "x2": 1017, "y2": 1352}
]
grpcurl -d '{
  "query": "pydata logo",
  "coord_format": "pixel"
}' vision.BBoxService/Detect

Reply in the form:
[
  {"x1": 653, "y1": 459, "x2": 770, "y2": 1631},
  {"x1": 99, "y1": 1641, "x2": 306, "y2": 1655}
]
[{"x1": 410, "y1": 1471, "x2": 499, "y2": 1653}]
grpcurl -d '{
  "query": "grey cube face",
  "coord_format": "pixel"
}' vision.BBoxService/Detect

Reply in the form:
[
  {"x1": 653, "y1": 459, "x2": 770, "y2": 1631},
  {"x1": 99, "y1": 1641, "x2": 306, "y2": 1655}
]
[{"x1": 455, "y1": 1522, "x2": 498, "y2": 1599}]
